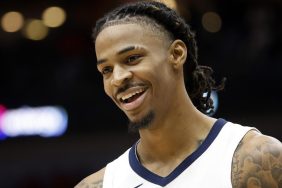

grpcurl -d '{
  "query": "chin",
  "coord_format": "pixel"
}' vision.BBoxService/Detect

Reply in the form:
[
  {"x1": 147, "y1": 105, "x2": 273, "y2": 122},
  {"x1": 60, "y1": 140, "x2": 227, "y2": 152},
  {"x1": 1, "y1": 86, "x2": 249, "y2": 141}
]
[{"x1": 127, "y1": 110, "x2": 155, "y2": 133}]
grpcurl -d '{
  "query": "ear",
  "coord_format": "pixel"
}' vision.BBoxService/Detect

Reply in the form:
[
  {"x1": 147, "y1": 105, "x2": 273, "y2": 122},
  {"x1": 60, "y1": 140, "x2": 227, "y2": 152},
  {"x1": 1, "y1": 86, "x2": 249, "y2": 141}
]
[{"x1": 168, "y1": 39, "x2": 187, "y2": 70}]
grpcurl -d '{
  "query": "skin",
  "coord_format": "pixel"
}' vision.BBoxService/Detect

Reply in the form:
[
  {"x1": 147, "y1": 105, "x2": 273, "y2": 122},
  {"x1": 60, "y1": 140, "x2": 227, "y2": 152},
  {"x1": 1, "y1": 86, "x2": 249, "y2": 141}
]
[
  {"x1": 75, "y1": 23, "x2": 282, "y2": 188},
  {"x1": 231, "y1": 131, "x2": 282, "y2": 188}
]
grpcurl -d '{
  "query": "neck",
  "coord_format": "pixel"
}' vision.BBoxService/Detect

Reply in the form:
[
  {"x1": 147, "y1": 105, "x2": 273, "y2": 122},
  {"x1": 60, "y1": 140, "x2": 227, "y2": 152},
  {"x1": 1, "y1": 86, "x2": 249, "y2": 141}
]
[{"x1": 137, "y1": 90, "x2": 216, "y2": 163}]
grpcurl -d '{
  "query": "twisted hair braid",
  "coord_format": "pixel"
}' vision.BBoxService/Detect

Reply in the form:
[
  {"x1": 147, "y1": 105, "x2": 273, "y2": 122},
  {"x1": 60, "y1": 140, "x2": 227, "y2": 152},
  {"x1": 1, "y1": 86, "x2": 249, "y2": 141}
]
[{"x1": 92, "y1": 1, "x2": 225, "y2": 114}]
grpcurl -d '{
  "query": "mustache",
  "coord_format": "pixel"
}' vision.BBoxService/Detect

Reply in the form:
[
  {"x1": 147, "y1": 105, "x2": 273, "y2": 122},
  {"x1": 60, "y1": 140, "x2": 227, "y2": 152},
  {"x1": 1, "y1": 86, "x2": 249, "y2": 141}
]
[{"x1": 116, "y1": 82, "x2": 146, "y2": 95}]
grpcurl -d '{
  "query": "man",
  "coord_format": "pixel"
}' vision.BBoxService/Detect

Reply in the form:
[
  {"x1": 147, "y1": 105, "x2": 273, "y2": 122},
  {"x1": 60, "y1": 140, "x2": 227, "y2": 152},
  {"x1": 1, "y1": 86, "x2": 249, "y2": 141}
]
[{"x1": 76, "y1": 1, "x2": 282, "y2": 187}]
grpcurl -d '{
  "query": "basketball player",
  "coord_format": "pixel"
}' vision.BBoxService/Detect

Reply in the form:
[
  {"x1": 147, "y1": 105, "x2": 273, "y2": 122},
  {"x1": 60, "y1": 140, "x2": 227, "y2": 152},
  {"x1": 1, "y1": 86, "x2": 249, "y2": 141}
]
[{"x1": 76, "y1": 1, "x2": 282, "y2": 187}]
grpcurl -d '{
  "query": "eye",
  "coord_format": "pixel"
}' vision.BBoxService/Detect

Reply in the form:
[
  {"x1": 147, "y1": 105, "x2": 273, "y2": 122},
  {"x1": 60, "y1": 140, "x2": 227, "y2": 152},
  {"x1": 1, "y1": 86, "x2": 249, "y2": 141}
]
[
  {"x1": 126, "y1": 54, "x2": 142, "y2": 64},
  {"x1": 101, "y1": 66, "x2": 113, "y2": 75}
]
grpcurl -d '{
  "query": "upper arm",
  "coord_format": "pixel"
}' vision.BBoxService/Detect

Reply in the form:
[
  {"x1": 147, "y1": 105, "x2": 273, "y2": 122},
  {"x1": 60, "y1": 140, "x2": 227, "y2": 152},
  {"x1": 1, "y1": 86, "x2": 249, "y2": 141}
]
[
  {"x1": 75, "y1": 167, "x2": 106, "y2": 188},
  {"x1": 231, "y1": 131, "x2": 282, "y2": 188}
]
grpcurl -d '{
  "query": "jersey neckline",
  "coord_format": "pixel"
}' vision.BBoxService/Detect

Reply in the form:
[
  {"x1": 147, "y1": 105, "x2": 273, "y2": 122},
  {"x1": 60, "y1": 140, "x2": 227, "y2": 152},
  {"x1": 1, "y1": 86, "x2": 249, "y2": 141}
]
[{"x1": 128, "y1": 118, "x2": 227, "y2": 186}]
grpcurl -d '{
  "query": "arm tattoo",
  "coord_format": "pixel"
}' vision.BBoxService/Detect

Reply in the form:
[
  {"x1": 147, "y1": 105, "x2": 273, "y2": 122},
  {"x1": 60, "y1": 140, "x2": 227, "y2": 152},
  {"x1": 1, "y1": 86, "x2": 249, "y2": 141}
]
[
  {"x1": 76, "y1": 180, "x2": 103, "y2": 188},
  {"x1": 231, "y1": 137, "x2": 282, "y2": 188}
]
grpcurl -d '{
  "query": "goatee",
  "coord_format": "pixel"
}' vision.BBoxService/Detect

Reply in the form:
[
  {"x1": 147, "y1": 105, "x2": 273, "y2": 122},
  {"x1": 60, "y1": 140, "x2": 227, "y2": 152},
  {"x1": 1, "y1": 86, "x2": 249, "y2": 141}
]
[{"x1": 127, "y1": 111, "x2": 155, "y2": 133}]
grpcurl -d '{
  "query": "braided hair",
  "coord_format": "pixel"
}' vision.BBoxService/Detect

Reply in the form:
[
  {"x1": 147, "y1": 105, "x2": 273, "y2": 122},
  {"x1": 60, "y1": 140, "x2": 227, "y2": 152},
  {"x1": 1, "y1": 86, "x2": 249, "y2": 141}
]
[{"x1": 92, "y1": 1, "x2": 225, "y2": 114}]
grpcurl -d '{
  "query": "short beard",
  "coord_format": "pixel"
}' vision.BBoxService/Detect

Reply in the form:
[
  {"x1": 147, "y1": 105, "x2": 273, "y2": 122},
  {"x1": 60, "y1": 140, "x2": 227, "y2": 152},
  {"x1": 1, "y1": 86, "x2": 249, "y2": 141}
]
[{"x1": 127, "y1": 111, "x2": 155, "y2": 133}]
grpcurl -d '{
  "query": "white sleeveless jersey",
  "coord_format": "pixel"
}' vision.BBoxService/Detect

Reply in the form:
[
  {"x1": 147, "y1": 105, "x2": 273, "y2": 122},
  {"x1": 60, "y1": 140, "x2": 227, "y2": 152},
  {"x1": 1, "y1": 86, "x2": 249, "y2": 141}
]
[{"x1": 103, "y1": 119, "x2": 257, "y2": 188}]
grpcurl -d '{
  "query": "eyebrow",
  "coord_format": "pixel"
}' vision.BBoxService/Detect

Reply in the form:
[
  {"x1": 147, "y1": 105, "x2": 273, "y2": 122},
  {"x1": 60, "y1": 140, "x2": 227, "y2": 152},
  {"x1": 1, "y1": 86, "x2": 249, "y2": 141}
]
[
  {"x1": 97, "y1": 59, "x2": 107, "y2": 65},
  {"x1": 97, "y1": 46, "x2": 137, "y2": 65},
  {"x1": 117, "y1": 46, "x2": 135, "y2": 55}
]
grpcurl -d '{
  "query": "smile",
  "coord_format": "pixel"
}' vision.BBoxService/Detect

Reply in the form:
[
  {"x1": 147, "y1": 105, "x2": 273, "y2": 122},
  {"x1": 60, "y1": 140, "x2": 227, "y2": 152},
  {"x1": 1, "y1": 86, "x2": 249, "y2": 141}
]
[
  {"x1": 120, "y1": 88, "x2": 146, "y2": 103},
  {"x1": 117, "y1": 87, "x2": 148, "y2": 111}
]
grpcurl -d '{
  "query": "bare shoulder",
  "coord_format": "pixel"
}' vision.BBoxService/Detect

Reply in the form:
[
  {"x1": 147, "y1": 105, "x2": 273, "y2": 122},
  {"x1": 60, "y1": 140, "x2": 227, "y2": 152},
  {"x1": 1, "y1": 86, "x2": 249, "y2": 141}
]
[
  {"x1": 231, "y1": 130, "x2": 282, "y2": 188},
  {"x1": 75, "y1": 167, "x2": 105, "y2": 188}
]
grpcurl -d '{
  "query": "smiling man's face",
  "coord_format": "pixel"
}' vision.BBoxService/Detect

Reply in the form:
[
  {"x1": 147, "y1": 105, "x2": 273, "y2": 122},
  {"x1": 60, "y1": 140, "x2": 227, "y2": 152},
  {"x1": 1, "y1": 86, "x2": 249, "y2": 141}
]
[{"x1": 95, "y1": 21, "x2": 178, "y2": 131}]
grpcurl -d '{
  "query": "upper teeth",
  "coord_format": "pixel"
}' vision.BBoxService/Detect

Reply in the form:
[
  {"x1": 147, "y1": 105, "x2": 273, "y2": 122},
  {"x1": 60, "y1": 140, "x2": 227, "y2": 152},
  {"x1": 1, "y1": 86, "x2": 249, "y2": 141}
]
[{"x1": 121, "y1": 88, "x2": 145, "y2": 101}]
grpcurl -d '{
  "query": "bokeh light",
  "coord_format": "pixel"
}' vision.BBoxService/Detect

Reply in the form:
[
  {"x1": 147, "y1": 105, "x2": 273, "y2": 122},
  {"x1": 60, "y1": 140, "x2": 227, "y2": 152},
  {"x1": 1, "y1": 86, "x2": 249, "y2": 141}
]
[
  {"x1": 155, "y1": 0, "x2": 178, "y2": 10},
  {"x1": 42, "y1": 6, "x2": 66, "y2": 28},
  {"x1": 202, "y1": 12, "x2": 222, "y2": 33},
  {"x1": 0, "y1": 106, "x2": 68, "y2": 138},
  {"x1": 1, "y1": 11, "x2": 24, "y2": 32},
  {"x1": 203, "y1": 91, "x2": 219, "y2": 116},
  {"x1": 23, "y1": 19, "x2": 49, "y2": 40}
]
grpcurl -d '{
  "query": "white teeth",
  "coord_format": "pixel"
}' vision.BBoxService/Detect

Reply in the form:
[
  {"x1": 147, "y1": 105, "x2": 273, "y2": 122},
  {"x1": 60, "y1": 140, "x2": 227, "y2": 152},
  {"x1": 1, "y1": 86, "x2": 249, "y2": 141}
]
[{"x1": 121, "y1": 88, "x2": 145, "y2": 101}]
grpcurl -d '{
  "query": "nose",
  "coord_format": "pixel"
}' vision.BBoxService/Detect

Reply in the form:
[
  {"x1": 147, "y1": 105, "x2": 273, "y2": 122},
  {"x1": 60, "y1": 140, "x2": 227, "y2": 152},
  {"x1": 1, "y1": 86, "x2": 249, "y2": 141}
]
[{"x1": 111, "y1": 65, "x2": 132, "y2": 86}]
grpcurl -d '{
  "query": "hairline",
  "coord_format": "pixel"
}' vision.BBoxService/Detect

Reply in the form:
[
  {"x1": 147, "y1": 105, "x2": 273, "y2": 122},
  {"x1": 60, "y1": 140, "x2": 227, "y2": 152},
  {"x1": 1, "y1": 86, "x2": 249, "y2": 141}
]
[{"x1": 94, "y1": 15, "x2": 174, "y2": 45}]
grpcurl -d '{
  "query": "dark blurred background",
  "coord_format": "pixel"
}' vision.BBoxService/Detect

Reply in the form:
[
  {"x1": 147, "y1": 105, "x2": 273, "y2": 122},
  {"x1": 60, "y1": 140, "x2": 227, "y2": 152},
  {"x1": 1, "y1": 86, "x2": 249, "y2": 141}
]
[{"x1": 0, "y1": 0, "x2": 281, "y2": 187}]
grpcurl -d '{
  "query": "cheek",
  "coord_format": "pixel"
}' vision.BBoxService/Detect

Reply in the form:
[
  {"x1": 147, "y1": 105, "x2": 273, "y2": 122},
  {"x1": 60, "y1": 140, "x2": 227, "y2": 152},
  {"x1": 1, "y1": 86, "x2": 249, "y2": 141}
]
[
  {"x1": 103, "y1": 80, "x2": 112, "y2": 97},
  {"x1": 153, "y1": 66, "x2": 175, "y2": 96}
]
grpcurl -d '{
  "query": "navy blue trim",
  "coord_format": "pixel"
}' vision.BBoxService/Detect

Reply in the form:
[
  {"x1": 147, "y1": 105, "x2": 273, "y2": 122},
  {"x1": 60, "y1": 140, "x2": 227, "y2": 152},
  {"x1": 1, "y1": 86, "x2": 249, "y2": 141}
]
[{"x1": 129, "y1": 118, "x2": 227, "y2": 186}]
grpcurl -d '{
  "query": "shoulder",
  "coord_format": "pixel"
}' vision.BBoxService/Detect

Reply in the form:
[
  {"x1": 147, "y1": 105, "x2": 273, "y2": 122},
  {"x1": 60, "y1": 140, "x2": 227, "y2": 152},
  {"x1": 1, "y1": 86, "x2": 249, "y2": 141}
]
[
  {"x1": 75, "y1": 167, "x2": 105, "y2": 188},
  {"x1": 231, "y1": 130, "x2": 282, "y2": 188}
]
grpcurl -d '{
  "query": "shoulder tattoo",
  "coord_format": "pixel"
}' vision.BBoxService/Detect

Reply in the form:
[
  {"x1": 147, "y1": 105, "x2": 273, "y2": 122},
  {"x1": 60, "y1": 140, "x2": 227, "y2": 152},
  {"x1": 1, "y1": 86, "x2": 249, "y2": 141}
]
[
  {"x1": 75, "y1": 180, "x2": 103, "y2": 188},
  {"x1": 231, "y1": 136, "x2": 282, "y2": 188}
]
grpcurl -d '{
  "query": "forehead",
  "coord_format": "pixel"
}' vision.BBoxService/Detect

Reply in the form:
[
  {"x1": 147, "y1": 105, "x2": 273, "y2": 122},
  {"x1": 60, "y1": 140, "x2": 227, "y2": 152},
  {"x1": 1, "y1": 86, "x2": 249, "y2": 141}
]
[{"x1": 95, "y1": 23, "x2": 171, "y2": 57}]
